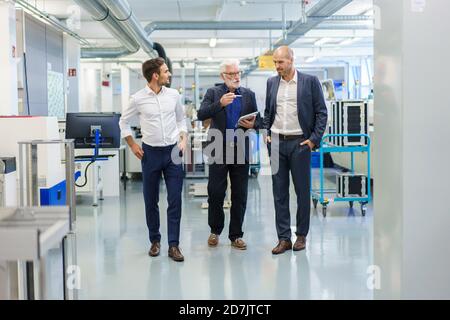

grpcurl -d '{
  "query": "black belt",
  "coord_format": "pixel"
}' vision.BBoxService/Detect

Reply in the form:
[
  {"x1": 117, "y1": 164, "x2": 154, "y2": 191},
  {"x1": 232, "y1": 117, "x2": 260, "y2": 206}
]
[{"x1": 275, "y1": 134, "x2": 305, "y2": 140}]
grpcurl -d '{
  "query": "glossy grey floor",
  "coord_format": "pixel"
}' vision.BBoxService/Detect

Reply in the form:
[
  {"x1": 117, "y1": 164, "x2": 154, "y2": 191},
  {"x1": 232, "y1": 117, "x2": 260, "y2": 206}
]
[{"x1": 74, "y1": 170, "x2": 374, "y2": 300}]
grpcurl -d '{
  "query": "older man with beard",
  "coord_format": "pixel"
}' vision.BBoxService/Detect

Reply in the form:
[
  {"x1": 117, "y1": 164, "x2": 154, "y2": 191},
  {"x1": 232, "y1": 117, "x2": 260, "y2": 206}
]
[{"x1": 197, "y1": 59, "x2": 261, "y2": 250}]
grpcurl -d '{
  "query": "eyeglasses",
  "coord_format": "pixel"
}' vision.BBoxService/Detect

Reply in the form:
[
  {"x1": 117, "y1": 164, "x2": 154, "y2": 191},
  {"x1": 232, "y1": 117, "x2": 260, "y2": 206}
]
[{"x1": 222, "y1": 71, "x2": 242, "y2": 78}]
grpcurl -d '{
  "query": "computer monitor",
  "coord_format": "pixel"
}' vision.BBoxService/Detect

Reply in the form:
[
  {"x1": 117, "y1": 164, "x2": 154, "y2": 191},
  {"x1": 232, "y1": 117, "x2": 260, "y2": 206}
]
[{"x1": 65, "y1": 112, "x2": 121, "y2": 149}]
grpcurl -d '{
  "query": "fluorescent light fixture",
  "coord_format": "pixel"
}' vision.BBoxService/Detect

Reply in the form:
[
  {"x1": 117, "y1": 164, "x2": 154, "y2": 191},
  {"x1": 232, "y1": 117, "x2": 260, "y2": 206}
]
[
  {"x1": 209, "y1": 38, "x2": 217, "y2": 48},
  {"x1": 314, "y1": 37, "x2": 331, "y2": 46},
  {"x1": 338, "y1": 37, "x2": 362, "y2": 46},
  {"x1": 305, "y1": 56, "x2": 318, "y2": 63}
]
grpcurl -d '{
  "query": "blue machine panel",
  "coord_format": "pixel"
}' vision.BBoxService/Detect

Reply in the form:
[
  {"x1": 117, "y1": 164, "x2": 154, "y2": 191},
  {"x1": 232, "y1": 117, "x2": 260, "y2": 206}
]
[{"x1": 40, "y1": 180, "x2": 66, "y2": 206}]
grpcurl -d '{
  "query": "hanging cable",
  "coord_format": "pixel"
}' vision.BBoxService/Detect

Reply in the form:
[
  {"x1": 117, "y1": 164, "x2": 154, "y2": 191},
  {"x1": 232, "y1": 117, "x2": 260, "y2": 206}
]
[
  {"x1": 75, "y1": 160, "x2": 94, "y2": 188},
  {"x1": 74, "y1": 130, "x2": 102, "y2": 188},
  {"x1": 23, "y1": 52, "x2": 31, "y2": 115}
]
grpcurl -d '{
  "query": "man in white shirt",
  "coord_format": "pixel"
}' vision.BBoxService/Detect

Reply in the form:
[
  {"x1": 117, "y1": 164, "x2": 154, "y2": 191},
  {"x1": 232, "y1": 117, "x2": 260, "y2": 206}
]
[{"x1": 119, "y1": 58, "x2": 187, "y2": 262}]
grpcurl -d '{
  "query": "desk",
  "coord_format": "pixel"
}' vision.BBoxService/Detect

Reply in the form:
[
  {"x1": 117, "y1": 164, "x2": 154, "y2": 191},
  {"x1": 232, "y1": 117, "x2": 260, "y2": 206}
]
[
  {"x1": 0, "y1": 206, "x2": 70, "y2": 300},
  {"x1": 74, "y1": 149, "x2": 120, "y2": 206}
]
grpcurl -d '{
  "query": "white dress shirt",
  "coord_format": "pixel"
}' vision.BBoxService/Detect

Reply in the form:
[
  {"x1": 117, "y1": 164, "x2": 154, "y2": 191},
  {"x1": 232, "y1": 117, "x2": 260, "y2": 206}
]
[
  {"x1": 271, "y1": 70, "x2": 303, "y2": 136},
  {"x1": 119, "y1": 85, "x2": 188, "y2": 147}
]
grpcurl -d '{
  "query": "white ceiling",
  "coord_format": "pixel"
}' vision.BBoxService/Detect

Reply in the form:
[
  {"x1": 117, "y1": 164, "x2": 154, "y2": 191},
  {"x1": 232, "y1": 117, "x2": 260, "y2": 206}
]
[{"x1": 19, "y1": 0, "x2": 374, "y2": 61}]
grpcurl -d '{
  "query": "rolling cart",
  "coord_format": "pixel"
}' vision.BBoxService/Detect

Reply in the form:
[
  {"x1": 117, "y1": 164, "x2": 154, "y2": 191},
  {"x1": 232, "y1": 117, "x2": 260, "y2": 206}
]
[{"x1": 311, "y1": 133, "x2": 371, "y2": 217}]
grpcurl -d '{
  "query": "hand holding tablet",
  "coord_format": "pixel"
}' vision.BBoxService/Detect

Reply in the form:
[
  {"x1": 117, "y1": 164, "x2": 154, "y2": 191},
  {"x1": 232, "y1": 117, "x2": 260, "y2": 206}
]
[{"x1": 236, "y1": 111, "x2": 258, "y2": 128}]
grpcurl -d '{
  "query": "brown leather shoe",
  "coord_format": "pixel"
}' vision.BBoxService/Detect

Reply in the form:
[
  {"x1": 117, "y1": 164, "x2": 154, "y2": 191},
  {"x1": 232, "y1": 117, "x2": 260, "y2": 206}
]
[
  {"x1": 168, "y1": 246, "x2": 184, "y2": 262},
  {"x1": 148, "y1": 242, "x2": 160, "y2": 257},
  {"x1": 208, "y1": 233, "x2": 219, "y2": 247},
  {"x1": 293, "y1": 236, "x2": 306, "y2": 251},
  {"x1": 231, "y1": 238, "x2": 247, "y2": 250},
  {"x1": 271, "y1": 240, "x2": 292, "y2": 255}
]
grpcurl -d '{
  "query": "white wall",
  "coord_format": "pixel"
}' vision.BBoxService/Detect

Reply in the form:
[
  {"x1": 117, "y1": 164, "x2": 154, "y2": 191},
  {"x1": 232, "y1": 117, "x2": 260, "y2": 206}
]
[
  {"x1": 80, "y1": 64, "x2": 148, "y2": 114},
  {"x1": 80, "y1": 66, "x2": 100, "y2": 112},
  {"x1": 0, "y1": 2, "x2": 18, "y2": 115},
  {"x1": 65, "y1": 36, "x2": 81, "y2": 113},
  {"x1": 244, "y1": 71, "x2": 276, "y2": 113},
  {"x1": 374, "y1": 0, "x2": 450, "y2": 299},
  {"x1": 100, "y1": 63, "x2": 113, "y2": 112}
]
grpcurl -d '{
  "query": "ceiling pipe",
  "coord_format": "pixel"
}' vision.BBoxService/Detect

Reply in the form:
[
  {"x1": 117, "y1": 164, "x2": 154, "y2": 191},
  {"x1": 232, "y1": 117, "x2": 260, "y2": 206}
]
[
  {"x1": 73, "y1": 0, "x2": 140, "y2": 58},
  {"x1": 75, "y1": 0, "x2": 167, "y2": 60},
  {"x1": 144, "y1": 16, "x2": 372, "y2": 32},
  {"x1": 272, "y1": 0, "x2": 353, "y2": 47},
  {"x1": 12, "y1": 0, "x2": 90, "y2": 46},
  {"x1": 243, "y1": 0, "x2": 354, "y2": 77},
  {"x1": 77, "y1": 0, "x2": 362, "y2": 62},
  {"x1": 101, "y1": 0, "x2": 158, "y2": 58},
  {"x1": 315, "y1": 21, "x2": 372, "y2": 30},
  {"x1": 80, "y1": 47, "x2": 133, "y2": 59},
  {"x1": 281, "y1": 3, "x2": 287, "y2": 41}
]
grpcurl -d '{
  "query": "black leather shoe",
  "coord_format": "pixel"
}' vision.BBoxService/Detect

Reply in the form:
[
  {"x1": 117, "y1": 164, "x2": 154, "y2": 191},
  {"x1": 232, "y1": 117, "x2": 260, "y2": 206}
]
[
  {"x1": 148, "y1": 242, "x2": 160, "y2": 257},
  {"x1": 168, "y1": 246, "x2": 184, "y2": 262}
]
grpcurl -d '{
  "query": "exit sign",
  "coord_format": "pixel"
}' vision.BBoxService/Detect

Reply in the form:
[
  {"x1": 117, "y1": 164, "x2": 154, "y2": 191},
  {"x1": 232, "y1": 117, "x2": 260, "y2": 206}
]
[{"x1": 68, "y1": 68, "x2": 77, "y2": 77}]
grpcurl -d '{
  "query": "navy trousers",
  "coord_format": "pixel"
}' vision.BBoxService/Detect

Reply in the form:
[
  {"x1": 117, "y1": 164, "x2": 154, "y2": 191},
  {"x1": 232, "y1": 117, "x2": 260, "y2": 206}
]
[
  {"x1": 141, "y1": 143, "x2": 184, "y2": 246},
  {"x1": 269, "y1": 137, "x2": 311, "y2": 240}
]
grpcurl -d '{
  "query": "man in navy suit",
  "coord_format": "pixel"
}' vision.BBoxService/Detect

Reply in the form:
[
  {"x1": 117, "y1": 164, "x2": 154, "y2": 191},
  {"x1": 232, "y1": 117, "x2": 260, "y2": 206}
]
[
  {"x1": 198, "y1": 59, "x2": 261, "y2": 250},
  {"x1": 263, "y1": 46, "x2": 328, "y2": 254}
]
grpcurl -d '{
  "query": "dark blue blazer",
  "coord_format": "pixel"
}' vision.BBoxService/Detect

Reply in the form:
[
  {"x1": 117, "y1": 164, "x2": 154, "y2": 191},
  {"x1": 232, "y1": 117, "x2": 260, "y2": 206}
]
[
  {"x1": 263, "y1": 71, "x2": 328, "y2": 147},
  {"x1": 197, "y1": 83, "x2": 261, "y2": 162},
  {"x1": 197, "y1": 83, "x2": 261, "y2": 132}
]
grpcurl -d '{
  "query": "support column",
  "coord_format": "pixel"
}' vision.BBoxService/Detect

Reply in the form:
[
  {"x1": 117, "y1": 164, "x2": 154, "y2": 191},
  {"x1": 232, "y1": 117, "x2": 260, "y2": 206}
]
[
  {"x1": 180, "y1": 63, "x2": 186, "y2": 105},
  {"x1": 0, "y1": 1, "x2": 18, "y2": 115},
  {"x1": 343, "y1": 61, "x2": 350, "y2": 99},
  {"x1": 194, "y1": 62, "x2": 200, "y2": 110},
  {"x1": 374, "y1": 0, "x2": 450, "y2": 299},
  {"x1": 101, "y1": 63, "x2": 113, "y2": 112},
  {"x1": 80, "y1": 66, "x2": 99, "y2": 112},
  {"x1": 64, "y1": 35, "x2": 81, "y2": 113},
  {"x1": 120, "y1": 65, "x2": 130, "y2": 112}
]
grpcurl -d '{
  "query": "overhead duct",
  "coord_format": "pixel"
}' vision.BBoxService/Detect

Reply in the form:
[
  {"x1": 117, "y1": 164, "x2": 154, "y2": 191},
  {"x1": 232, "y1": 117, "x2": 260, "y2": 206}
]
[
  {"x1": 152, "y1": 42, "x2": 173, "y2": 73},
  {"x1": 144, "y1": 16, "x2": 372, "y2": 32},
  {"x1": 315, "y1": 21, "x2": 372, "y2": 30},
  {"x1": 145, "y1": 21, "x2": 295, "y2": 32},
  {"x1": 80, "y1": 47, "x2": 133, "y2": 59},
  {"x1": 13, "y1": 0, "x2": 91, "y2": 46},
  {"x1": 73, "y1": 0, "x2": 140, "y2": 58},
  {"x1": 75, "y1": 0, "x2": 163, "y2": 59},
  {"x1": 272, "y1": 0, "x2": 353, "y2": 47},
  {"x1": 101, "y1": 0, "x2": 158, "y2": 58},
  {"x1": 243, "y1": 0, "x2": 354, "y2": 77}
]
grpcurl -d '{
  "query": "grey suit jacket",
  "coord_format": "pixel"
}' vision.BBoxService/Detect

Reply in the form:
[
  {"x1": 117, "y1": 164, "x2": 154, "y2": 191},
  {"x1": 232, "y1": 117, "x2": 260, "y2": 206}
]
[{"x1": 263, "y1": 70, "x2": 328, "y2": 147}]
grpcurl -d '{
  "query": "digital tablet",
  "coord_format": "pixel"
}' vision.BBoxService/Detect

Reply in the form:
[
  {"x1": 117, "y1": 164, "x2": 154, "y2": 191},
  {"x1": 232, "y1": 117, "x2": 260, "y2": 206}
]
[{"x1": 236, "y1": 111, "x2": 258, "y2": 128}]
